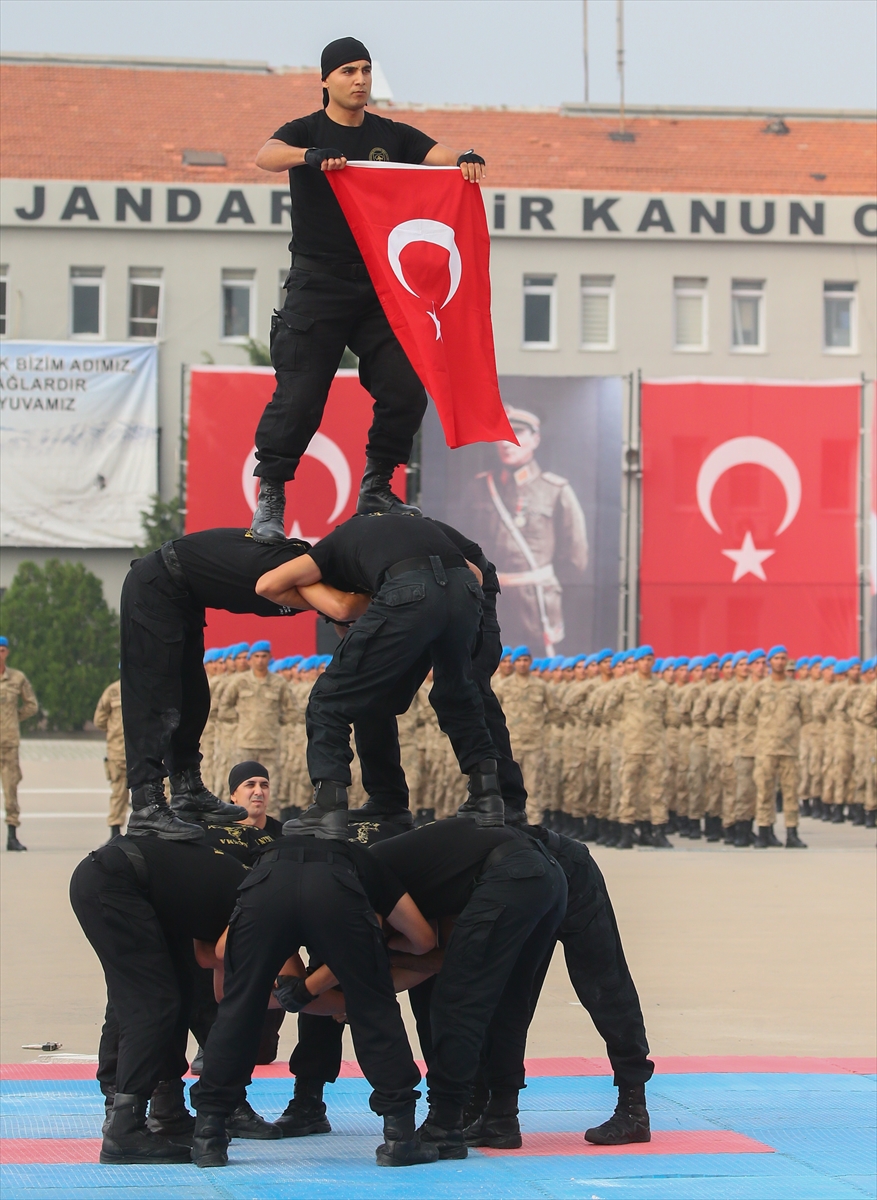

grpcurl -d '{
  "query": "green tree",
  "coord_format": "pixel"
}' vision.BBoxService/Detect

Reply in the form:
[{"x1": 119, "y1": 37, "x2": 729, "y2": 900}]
[
  {"x1": 241, "y1": 338, "x2": 272, "y2": 366},
  {"x1": 136, "y1": 494, "x2": 185, "y2": 554},
  {"x1": 0, "y1": 560, "x2": 120, "y2": 732}
]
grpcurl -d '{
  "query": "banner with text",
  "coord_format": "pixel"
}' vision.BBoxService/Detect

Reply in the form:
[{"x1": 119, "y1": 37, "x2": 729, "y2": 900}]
[
  {"x1": 640, "y1": 378, "x2": 860, "y2": 656},
  {"x1": 0, "y1": 341, "x2": 158, "y2": 547}
]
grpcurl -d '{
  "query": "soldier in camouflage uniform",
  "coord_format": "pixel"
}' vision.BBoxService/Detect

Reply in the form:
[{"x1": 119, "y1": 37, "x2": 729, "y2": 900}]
[
  {"x1": 740, "y1": 645, "x2": 811, "y2": 849},
  {"x1": 543, "y1": 656, "x2": 568, "y2": 828},
  {"x1": 854, "y1": 658, "x2": 877, "y2": 826},
  {"x1": 679, "y1": 657, "x2": 707, "y2": 838},
  {"x1": 285, "y1": 656, "x2": 318, "y2": 814},
  {"x1": 587, "y1": 650, "x2": 615, "y2": 843},
  {"x1": 560, "y1": 655, "x2": 599, "y2": 839},
  {"x1": 604, "y1": 653, "x2": 629, "y2": 844},
  {"x1": 94, "y1": 677, "x2": 128, "y2": 838},
  {"x1": 717, "y1": 652, "x2": 750, "y2": 845},
  {"x1": 706, "y1": 653, "x2": 737, "y2": 843},
  {"x1": 211, "y1": 643, "x2": 250, "y2": 801},
  {"x1": 0, "y1": 637, "x2": 39, "y2": 852},
  {"x1": 219, "y1": 641, "x2": 295, "y2": 818},
  {"x1": 199, "y1": 650, "x2": 225, "y2": 796},
  {"x1": 827, "y1": 658, "x2": 861, "y2": 823},
  {"x1": 808, "y1": 656, "x2": 838, "y2": 820},
  {"x1": 465, "y1": 407, "x2": 589, "y2": 656},
  {"x1": 796, "y1": 657, "x2": 819, "y2": 816},
  {"x1": 671, "y1": 658, "x2": 692, "y2": 830},
  {"x1": 691, "y1": 654, "x2": 722, "y2": 840},
  {"x1": 820, "y1": 659, "x2": 847, "y2": 821},
  {"x1": 500, "y1": 646, "x2": 556, "y2": 823}
]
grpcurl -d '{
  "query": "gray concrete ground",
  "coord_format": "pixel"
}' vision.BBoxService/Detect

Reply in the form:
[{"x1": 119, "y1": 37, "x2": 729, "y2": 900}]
[{"x1": 2, "y1": 740, "x2": 875, "y2": 1068}]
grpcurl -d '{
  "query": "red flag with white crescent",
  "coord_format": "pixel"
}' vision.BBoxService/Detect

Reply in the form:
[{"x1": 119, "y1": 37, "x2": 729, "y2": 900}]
[{"x1": 327, "y1": 163, "x2": 515, "y2": 449}]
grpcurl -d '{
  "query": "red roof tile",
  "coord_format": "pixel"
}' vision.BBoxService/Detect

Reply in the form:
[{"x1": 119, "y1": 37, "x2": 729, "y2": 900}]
[{"x1": 1, "y1": 63, "x2": 875, "y2": 195}]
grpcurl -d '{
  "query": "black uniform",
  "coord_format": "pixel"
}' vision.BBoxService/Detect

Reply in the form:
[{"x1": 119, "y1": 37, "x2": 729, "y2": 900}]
[
  {"x1": 69, "y1": 838, "x2": 246, "y2": 1099},
  {"x1": 305, "y1": 515, "x2": 496, "y2": 788},
  {"x1": 190, "y1": 835, "x2": 421, "y2": 1120},
  {"x1": 120, "y1": 530, "x2": 310, "y2": 789},
  {"x1": 201, "y1": 817, "x2": 284, "y2": 866},
  {"x1": 255, "y1": 111, "x2": 436, "y2": 483},
  {"x1": 370, "y1": 822, "x2": 567, "y2": 1113}
]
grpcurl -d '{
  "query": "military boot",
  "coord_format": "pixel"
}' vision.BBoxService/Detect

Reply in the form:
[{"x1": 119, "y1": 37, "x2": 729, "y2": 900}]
[
  {"x1": 169, "y1": 768, "x2": 247, "y2": 825},
  {"x1": 705, "y1": 815, "x2": 722, "y2": 842},
  {"x1": 569, "y1": 816, "x2": 587, "y2": 841},
  {"x1": 348, "y1": 798, "x2": 414, "y2": 828},
  {"x1": 464, "y1": 1088, "x2": 522, "y2": 1149},
  {"x1": 596, "y1": 818, "x2": 611, "y2": 845},
  {"x1": 376, "y1": 1103, "x2": 440, "y2": 1167},
  {"x1": 604, "y1": 821, "x2": 621, "y2": 847},
  {"x1": 249, "y1": 477, "x2": 288, "y2": 543},
  {"x1": 734, "y1": 819, "x2": 753, "y2": 847},
  {"x1": 356, "y1": 457, "x2": 421, "y2": 516},
  {"x1": 810, "y1": 797, "x2": 823, "y2": 819},
  {"x1": 865, "y1": 809, "x2": 876, "y2": 828},
  {"x1": 101, "y1": 1086, "x2": 116, "y2": 1137},
  {"x1": 831, "y1": 804, "x2": 846, "y2": 824},
  {"x1": 127, "y1": 782, "x2": 204, "y2": 842},
  {"x1": 457, "y1": 759, "x2": 505, "y2": 826},
  {"x1": 821, "y1": 803, "x2": 834, "y2": 821},
  {"x1": 637, "y1": 821, "x2": 653, "y2": 846},
  {"x1": 800, "y1": 798, "x2": 812, "y2": 817},
  {"x1": 100, "y1": 1093, "x2": 191, "y2": 1164},
  {"x1": 722, "y1": 823, "x2": 736, "y2": 845},
  {"x1": 191, "y1": 1111, "x2": 229, "y2": 1167},
  {"x1": 754, "y1": 824, "x2": 781, "y2": 848},
  {"x1": 851, "y1": 803, "x2": 865, "y2": 826},
  {"x1": 584, "y1": 1082, "x2": 651, "y2": 1145},
  {"x1": 583, "y1": 814, "x2": 599, "y2": 841},
  {"x1": 226, "y1": 1098, "x2": 281, "y2": 1139},
  {"x1": 417, "y1": 1102, "x2": 467, "y2": 1159},
  {"x1": 617, "y1": 823, "x2": 635, "y2": 849},
  {"x1": 651, "y1": 824, "x2": 673, "y2": 848},
  {"x1": 147, "y1": 1079, "x2": 195, "y2": 1137},
  {"x1": 284, "y1": 781, "x2": 349, "y2": 839},
  {"x1": 6, "y1": 825, "x2": 26, "y2": 851},
  {"x1": 275, "y1": 1079, "x2": 331, "y2": 1138},
  {"x1": 688, "y1": 818, "x2": 702, "y2": 840},
  {"x1": 785, "y1": 827, "x2": 808, "y2": 849}
]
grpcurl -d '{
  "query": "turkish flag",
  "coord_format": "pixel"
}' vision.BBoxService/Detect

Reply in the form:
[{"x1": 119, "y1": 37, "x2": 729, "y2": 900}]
[
  {"x1": 640, "y1": 380, "x2": 860, "y2": 656},
  {"x1": 327, "y1": 163, "x2": 515, "y2": 448}
]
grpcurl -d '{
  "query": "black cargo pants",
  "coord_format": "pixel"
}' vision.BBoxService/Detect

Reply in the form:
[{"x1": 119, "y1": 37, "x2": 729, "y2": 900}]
[
  {"x1": 254, "y1": 266, "x2": 428, "y2": 482},
  {"x1": 190, "y1": 845, "x2": 421, "y2": 1118},
  {"x1": 307, "y1": 565, "x2": 496, "y2": 787},
  {"x1": 119, "y1": 551, "x2": 208, "y2": 790}
]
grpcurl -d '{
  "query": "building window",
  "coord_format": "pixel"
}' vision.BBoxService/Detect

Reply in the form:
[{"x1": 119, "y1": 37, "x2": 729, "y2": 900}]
[
  {"x1": 823, "y1": 282, "x2": 857, "y2": 353},
  {"x1": 523, "y1": 274, "x2": 556, "y2": 348},
  {"x1": 221, "y1": 269, "x2": 255, "y2": 340},
  {"x1": 70, "y1": 267, "x2": 104, "y2": 338},
  {"x1": 128, "y1": 268, "x2": 162, "y2": 339},
  {"x1": 673, "y1": 277, "x2": 708, "y2": 351},
  {"x1": 731, "y1": 278, "x2": 765, "y2": 352},
  {"x1": 580, "y1": 275, "x2": 615, "y2": 350},
  {"x1": 0, "y1": 265, "x2": 7, "y2": 335}
]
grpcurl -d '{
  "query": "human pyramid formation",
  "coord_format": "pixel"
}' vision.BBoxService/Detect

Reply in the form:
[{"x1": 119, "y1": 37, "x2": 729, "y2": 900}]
[{"x1": 64, "y1": 34, "x2": 876, "y2": 1179}]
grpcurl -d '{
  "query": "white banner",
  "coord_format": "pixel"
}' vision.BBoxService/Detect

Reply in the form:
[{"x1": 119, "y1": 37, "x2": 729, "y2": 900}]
[{"x1": 0, "y1": 341, "x2": 158, "y2": 547}]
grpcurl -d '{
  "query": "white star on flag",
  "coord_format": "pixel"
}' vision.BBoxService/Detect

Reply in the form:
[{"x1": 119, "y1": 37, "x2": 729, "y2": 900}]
[{"x1": 721, "y1": 531, "x2": 775, "y2": 582}]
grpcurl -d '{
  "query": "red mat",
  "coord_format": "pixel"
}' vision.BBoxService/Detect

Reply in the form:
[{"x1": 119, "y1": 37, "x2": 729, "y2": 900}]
[
  {"x1": 0, "y1": 1139, "x2": 102, "y2": 1165},
  {"x1": 477, "y1": 1130, "x2": 774, "y2": 1157},
  {"x1": 2, "y1": 1055, "x2": 874, "y2": 1082}
]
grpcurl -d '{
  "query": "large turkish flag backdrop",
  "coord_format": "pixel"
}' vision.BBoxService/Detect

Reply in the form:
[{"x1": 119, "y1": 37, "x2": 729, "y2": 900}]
[
  {"x1": 640, "y1": 379, "x2": 860, "y2": 657},
  {"x1": 185, "y1": 366, "x2": 402, "y2": 655}
]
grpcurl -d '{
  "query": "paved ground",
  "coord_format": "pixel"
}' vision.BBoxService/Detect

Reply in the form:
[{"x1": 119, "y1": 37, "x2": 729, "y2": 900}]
[{"x1": 1, "y1": 741, "x2": 875, "y2": 1198}]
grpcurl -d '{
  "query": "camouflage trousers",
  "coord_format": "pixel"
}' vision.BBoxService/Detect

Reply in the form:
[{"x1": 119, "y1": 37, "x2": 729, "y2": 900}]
[
  {"x1": 706, "y1": 729, "x2": 724, "y2": 819},
  {"x1": 754, "y1": 754, "x2": 799, "y2": 828},
  {"x1": 619, "y1": 753, "x2": 668, "y2": 826},
  {"x1": 687, "y1": 740, "x2": 709, "y2": 819},
  {"x1": 824, "y1": 744, "x2": 854, "y2": 810},
  {"x1": 518, "y1": 748, "x2": 545, "y2": 824},
  {"x1": 561, "y1": 741, "x2": 589, "y2": 818},
  {"x1": 105, "y1": 756, "x2": 129, "y2": 827},
  {"x1": 0, "y1": 742, "x2": 22, "y2": 827},
  {"x1": 675, "y1": 727, "x2": 691, "y2": 817},
  {"x1": 800, "y1": 729, "x2": 824, "y2": 799},
  {"x1": 734, "y1": 756, "x2": 756, "y2": 822}
]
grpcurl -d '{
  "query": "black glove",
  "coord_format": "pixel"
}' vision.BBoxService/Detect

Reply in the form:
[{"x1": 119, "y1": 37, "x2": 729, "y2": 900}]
[
  {"x1": 304, "y1": 147, "x2": 346, "y2": 169},
  {"x1": 273, "y1": 974, "x2": 314, "y2": 1013},
  {"x1": 457, "y1": 150, "x2": 485, "y2": 167}
]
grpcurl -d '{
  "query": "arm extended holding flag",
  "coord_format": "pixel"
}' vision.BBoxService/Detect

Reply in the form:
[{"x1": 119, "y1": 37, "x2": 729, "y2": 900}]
[{"x1": 255, "y1": 140, "x2": 485, "y2": 183}]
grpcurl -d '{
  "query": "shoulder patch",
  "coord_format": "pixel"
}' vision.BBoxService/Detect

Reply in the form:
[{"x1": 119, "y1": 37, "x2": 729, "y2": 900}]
[{"x1": 541, "y1": 471, "x2": 569, "y2": 487}]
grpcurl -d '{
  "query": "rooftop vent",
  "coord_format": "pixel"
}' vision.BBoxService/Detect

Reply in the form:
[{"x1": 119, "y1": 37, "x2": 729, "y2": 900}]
[
  {"x1": 763, "y1": 118, "x2": 789, "y2": 135},
  {"x1": 182, "y1": 149, "x2": 226, "y2": 166},
  {"x1": 810, "y1": 172, "x2": 827, "y2": 180}
]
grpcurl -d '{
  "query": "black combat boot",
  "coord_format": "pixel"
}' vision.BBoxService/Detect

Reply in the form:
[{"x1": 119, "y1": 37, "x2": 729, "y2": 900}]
[
  {"x1": 284, "y1": 781, "x2": 350, "y2": 839},
  {"x1": 6, "y1": 824, "x2": 26, "y2": 851},
  {"x1": 100, "y1": 1093, "x2": 191, "y2": 1164},
  {"x1": 800, "y1": 798, "x2": 811, "y2": 817},
  {"x1": 464, "y1": 1088, "x2": 522, "y2": 1149},
  {"x1": 821, "y1": 803, "x2": 834, "y2": 821},
  {"x1": 584, "y1": 1082, "x2": 651, "y2": 1145},
  {"x1": 462, "y1": 1078, "x2": 490, "y2": 1128},
  {"x1": 688, "y1": 818, "x2": 702, "y2": 840},
  {"x1": 734, "y1": 819, "x2": 753, "y2": 847},
  {"x1": 457, "y1": 759, "x2": 505, "y2": 826},
  {"x1": 666, "y1": 810, "x2": 678, "y2": 833},
  {"x1": 832, "y1": 804, "x2": 846, "y2": 824},
  {"x1": 147, "y1": 1078, "x2": 195, "y2": 1136},
  {"x1": 722, "y1": 822, "x2": 736, "y2": 845},
  {"x1": 604, "y1": 821, "x2": 621, "y2": 847},
  {"x1": 191, "y1": 1111, "x2": 229, "y2": 1167},
  {"x1": 583, "y1": 814, "x2": 599, "y2": 841},
  {"x1": 851, "y1": 803, "x2": 865, "y2": 826},
  {"x1": 376, "y1": 1103, "x2": 440, "y2": 1167},
  {"x1": 417, "y1": 1101, "x2": 467, "y2": 1159},
  {"x1": 706, "y1": 815, "x2": 722, "y2": 842},
  {"x1": 101, "y1": 1086, "x2": 116, "y2": 1136},
  {"x1": 754, "y1": 824, "x2": 782, "y2": 848},
  {"x1": 569, "y1": 816, "x2": 586, "y2": 841},
  {"x1": 651, "y1": 825, "x2": 673, "y2": 848},
  {"x1": 357, "y1": 457, "x2": 421, "y2": 516},
  {"x1": 127, "y1": 781, "x2": 204, "y2": 841},
  {"x1": 275, "y1": 1078, "x2": 331, "y2": 1137},
  {"x1": 596, "y1": 818, "x2": 611, "y2": 845},
  {"x1": 637, "y1": 821, "x2": 653, "y2": 846},
  {"x1": 249, "y1": 477, "x2": 288, "y2": 543},
  {"x1": 226, "y1": 1098, "x2": 281, "y2": 1139},
  {"x1": 811, "y1": 797, "x2": 823, "y2": 819},
  {"x1": 785, "y1": 827, "x2": 808, "y2": 848},
  {"x1": 169, "y1": 767, "x2": 247, "y2": 825},
  {"x1": 865, "y1": 809, "x2": 876, "y2": 828},
  {"x1": 348, "y1": 798, "x2": 414, "y2": 828},
  {"x1": 617, "y1": 823, "x2": 635, "y2": 849}
]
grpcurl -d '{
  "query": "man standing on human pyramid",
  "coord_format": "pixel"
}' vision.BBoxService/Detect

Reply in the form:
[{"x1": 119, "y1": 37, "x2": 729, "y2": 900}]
[{"x1": 249, "y1": 36, "x2": 486, "y2": 541}]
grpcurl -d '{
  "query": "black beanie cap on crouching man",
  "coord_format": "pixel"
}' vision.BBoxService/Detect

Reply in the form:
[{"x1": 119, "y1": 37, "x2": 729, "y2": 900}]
[
  {"x1": 228, "y1": 760, "x2": 269, "y2": 796},
  {"x1": 321, "y1": 37, "x2": 371, "y2": 106}
]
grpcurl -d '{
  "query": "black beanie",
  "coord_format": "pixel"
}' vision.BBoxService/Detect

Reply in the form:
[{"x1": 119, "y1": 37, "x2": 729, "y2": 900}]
[
  {"x1": 228, "y1": 760, "x2": 269, "y2": 796},
  {"x1": 321, "y1": 36, "x2": 371, "y2": 81}
]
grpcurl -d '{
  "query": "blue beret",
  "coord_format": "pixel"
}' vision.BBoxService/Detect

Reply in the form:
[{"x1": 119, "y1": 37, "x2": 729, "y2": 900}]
[
  {"x1": 595, "y1": 648, "x2": 613, "y2": 664},
  {"x1": 701, "y1": 653, "x2": 718, "y2": 668},
  {"x1": 249, "y1": 640, "x2": 271, "y2": 656},
  {"x1": 622, "y1": 649, "x2": 635, "y2": 661},
  {"x1": 202, "y1": 648, "x2": 217, "y2": 663},
  {"x1": 634, "y1": 645, "x2": 654, "y2": 661},
  {"x1": 819, "y1": 656, "x2": 836, "y2": 669},
  {"x1": 833, "y1": 659, "x2": 848, "y2": 675},
  {"x1": 610, "y1": 651, "x2": 625, "y2": 668},
  {"x1": 233, "y1": 642, "x2": 249, "y2": 656},
  {"x1": 862, "y1": 657, "x2": 876, "y2": 672},
  {"x1": 674, "y1": 656, "x2": 689, "y2": 668},
  {"x1": 767, "y1": 644, "x2": 787, "y2": 660},
  {"x1": 584, "y1": 653, "x2": 597, "y2": 666},
  {"x1": 689, "y1": 656, "x2": 704, "y2": 669},
  {"x1": 501, "y1": 645, "x2": 512, "y2": 659},
  {"x1": 731, "y1": 651, "x2": 748, "y2": 667},
  {"x1": 510, "y1": 646, "x2": 531, "y2": 663},
  {"x1": 719, "y1": 653, "x2": 734, "y2": 667},
  {"x1": 747, "y1": 648, "x2": 767, "y2": 664},
  {"x1": 847, "y1": 655, "x2": 861, "y2": 667},
  {"x1": 268, "y1": 659, "x2": 278, "y2": 671},
  {"x1": 0, "y1": 636, "x2": 8, "y2": 648}
]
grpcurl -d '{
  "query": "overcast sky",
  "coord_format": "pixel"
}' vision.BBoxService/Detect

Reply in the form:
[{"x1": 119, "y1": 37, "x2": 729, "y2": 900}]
[{"x1": 1, "y1": 0, "x2": 875, "y2": 110}]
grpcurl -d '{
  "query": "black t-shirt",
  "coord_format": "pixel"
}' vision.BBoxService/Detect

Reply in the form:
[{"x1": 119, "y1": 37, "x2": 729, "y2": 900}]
[
  {"x1": 309, "y1": 514, "x2": 465, "y2": 593},
  {"x1": 110, "y1": 838, "x2": 247, "y2": 941},
  {"x1": 172, "y1": 529, "x2": 310, "y2": 616},
  {"x1": 201, "y1": 817, "x2": 284, "y2": 866},
  {"x1": 279, "y1": 834, "x2": 406, "y2": 918},
  {"x1": 272, "y1": 110, "x2": 436, "y2": 265},
  {"x1": 369, "y1": 821, "x2": 520, "y2": 917},
  {"x1": 427, "y1": 518, "x2": 498, "y2": 606}
]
